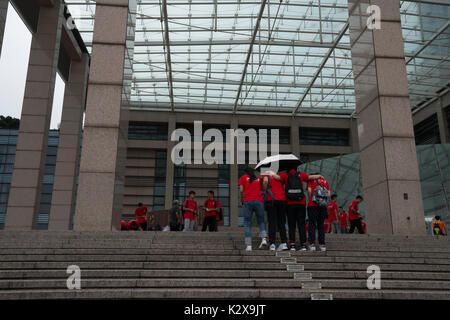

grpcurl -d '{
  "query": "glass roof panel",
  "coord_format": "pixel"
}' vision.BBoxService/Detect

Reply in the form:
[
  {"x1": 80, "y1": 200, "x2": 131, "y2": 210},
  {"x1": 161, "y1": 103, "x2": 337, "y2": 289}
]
[{"x1": 64, "y1": 0, "x2": 449, "y2": 115}]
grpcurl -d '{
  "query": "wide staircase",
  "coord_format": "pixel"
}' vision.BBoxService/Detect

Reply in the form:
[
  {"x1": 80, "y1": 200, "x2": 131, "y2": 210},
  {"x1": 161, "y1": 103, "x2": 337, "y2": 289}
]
[{"x1": 0, "y1": 231, "x2": 449, "y2": 300}]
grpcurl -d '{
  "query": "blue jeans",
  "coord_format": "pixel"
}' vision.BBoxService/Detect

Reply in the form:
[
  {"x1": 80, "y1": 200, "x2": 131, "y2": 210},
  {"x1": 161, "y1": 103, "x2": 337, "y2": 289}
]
[{"x1": 243, "y1": 201, "x2": 267, "y2": 245}]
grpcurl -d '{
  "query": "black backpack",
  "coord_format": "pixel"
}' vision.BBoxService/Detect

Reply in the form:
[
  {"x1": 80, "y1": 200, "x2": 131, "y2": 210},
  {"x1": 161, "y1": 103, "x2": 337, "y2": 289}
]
[{"x1": 285, "y1": 171, "x2": 304, "y2": 200}]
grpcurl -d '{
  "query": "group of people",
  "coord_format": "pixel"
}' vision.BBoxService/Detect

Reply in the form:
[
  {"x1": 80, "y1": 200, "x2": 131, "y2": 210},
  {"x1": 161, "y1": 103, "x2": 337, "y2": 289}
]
[
  {"x1": 120, "y1": 203, "x2": 161, "y2": 231},
  {"x1": 238, "y1": 165, "x2": 365, "y2": 252},
  {"x1": 170, "y1": 190, "x2": 223, "y2": 232}
]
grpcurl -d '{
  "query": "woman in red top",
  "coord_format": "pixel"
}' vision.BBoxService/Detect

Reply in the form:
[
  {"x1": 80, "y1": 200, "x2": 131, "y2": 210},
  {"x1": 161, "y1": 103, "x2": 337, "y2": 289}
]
[
  {"x1": 279, "y1": 166, "x2": 322, "y2": 251},
  {"x1": 338, "y1": 207, "x2": 348, "y2": 234},
  {"x1": 238, "y1": 166, "x2": 267, "y2": 251}
]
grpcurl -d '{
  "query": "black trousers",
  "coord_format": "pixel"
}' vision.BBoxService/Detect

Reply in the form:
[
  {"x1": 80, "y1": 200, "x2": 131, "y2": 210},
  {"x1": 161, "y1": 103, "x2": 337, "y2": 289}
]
[
  {"x1": 265, "y1": 200, "x2": 287, "y2": 244},
  {"x1": 202, "y1": 215, "x2": 217, "y2": 232},
  {"x1": 349, "y1": 219, "x2": 364, "y2": 234},
  {"x1": 308, "y1": 206, "x2": 327, "y2": 245},
  {"x1": 287, "y1": 204, "x2": 307, "y2": 247},
  {"x1": 170, "y1": 222, "x2": 181, "y2": 231}
]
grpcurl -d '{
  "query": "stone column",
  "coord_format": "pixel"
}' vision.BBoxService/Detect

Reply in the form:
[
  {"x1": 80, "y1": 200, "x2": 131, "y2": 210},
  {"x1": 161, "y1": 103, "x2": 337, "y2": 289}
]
[
  {"x1": 0, "y1": 0, "x2": 7, "y2": 56},
  {"x1": 436, "y1": 98, "x2": 449, "y2": 144},
  {"x1": 164, "y1": 115, "x2": 176, "y2": 208},
  {"x1": 290, "y1": 119, "x2": 300, "y2": 157},
  {"x1": 74, "y1": 0, "x2": 136, "y2": 231},
  {"x1": 48, "y1": 53, "x2": 89, "y2": 230},
  {"x1": 348, "y1": 0, "x2": 425, "y2": 234},
  {"x1": 229, "y1": 117, "x2": 239, "y2": 227},
  {"x1": 5, "y1": 1, "x2": 64, "y2": 230}
]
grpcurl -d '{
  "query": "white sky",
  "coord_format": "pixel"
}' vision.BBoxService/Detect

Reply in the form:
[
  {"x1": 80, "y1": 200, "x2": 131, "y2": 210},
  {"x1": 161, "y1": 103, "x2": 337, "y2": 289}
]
[{"x1": 0, "y1": 3, "x2": 65, "y2": 130}]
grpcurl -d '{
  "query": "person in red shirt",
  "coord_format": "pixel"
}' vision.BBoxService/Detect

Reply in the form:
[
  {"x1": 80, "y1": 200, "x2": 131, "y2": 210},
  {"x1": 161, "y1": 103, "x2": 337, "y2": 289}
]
[
  {"x1": 262, "y1": 170, "x2": 288, "y2": 251},
  {"x1": 238, "y1": 166, "x2": 267, "y2": 251},
  {"x1": 134, "y1": 203, "x2": 148, "y2": 231},
  {"x1": 280, "y1": 166, "x2": 323, "y2": 251},
  {"x1": 127, "y1": 219, "x2": 141, "y2": 231},
  {"x1": 338, "y1": 207, "x2": 348, "y2": 234},
  {"x1": 360, "y1": 219, "x2": 367, "y2": 234},
  {"x1": 182, "y1": 191, "x2": 198, "y2": 232},
  {"x1": 307, "y1": 175, "x2": 331, "y2": 251},
  {"x1": 348, "y1": 195, "x2": 364, "y2": 234},
  {"x1": 324, "y1": 218, "x2": 331, "y2": 234},
  {"x1": 327, "y1": 194, "x2": 339, "y2": 234},
  {"x1": 121, "y1": 220, "x2": 128, "y2": 231},
  {"x1": 202, "y1": 190, "x2": 221, "y2": 232}
]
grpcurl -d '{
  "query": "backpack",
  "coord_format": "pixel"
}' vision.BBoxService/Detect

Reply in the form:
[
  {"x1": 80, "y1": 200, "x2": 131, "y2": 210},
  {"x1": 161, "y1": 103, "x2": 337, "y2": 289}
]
[
  {"x1": 433, "y1": 221, "x2": 442, "y2": 235},
  {"x1": 285, "y1": 171, "x2": 304, "y2": 201},
  {"x1": 312, "y1": 179, "x2": 330, "y2": 207}
]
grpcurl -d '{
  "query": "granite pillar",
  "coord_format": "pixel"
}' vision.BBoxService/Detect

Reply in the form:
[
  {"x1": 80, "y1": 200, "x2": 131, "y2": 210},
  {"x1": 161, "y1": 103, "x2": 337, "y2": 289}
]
[
  {"x1": 164, "y1": 115, "x2": 176, "y2": 208},
  {"x1": 74, "y1": 0, "x2": 136, "y2": 231},
  {"x1": 229, "y1": 117, "x2": 239, "y2": 227},
  {"x1": 348, "y1": 0, "x2": 425, "y2": 234},
  {"x1": 290, "y1": 120, "x2": 300, "y2": 158},
  {"x1": 48, "y1": 53, "x2": 89, "y2": 230},
  {"x1": 5, "y1": 1, "x2": 63, "y2": 229}
]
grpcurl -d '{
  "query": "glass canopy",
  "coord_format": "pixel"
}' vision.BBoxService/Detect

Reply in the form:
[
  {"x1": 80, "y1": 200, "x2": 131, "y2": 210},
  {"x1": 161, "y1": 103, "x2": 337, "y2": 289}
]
[{"x1": 64, "y1": 0, "x2": 449, "y2": 116}]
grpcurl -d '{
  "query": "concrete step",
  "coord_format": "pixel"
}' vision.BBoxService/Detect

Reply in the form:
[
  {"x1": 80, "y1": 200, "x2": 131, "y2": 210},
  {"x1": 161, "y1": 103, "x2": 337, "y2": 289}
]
[
  {"x1": 0, "y1": 261, "x2": 288, "y2": 270},
  {"x1": 0, "y1": 278, "x2": 307, "y2": 290},
  {"x1": 0, "y1": 288, "x2": 449, "y2": 300}
]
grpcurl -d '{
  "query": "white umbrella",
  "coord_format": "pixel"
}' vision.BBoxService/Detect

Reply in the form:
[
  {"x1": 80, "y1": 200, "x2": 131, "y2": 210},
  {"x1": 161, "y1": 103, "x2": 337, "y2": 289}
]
[{"x1": 255, "y1": 154, "x2": 301, "y2": 172}]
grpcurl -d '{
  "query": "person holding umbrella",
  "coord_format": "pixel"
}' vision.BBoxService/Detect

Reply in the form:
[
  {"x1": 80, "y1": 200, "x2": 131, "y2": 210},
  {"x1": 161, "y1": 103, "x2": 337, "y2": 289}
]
[{"x1": 238, "y1": 166, "x2": 268, "y2": 252}]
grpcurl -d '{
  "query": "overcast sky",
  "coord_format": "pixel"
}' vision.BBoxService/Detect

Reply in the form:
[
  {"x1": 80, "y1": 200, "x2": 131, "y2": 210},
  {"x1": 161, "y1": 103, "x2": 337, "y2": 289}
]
[{"x1": 0, "y1": 3, "x2": 65, "y2": 130}]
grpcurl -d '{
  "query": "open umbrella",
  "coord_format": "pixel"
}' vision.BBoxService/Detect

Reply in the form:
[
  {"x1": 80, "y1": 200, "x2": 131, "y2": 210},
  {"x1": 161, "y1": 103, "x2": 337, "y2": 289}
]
[{"x1": 255, "y1": 154, "x2": 301, "y2": 172}]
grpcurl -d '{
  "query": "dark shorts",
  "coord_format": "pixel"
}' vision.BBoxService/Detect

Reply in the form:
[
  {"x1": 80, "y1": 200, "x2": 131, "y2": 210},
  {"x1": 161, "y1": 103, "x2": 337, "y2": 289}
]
[{"x1": 139, "y1": 222, "x2": 148, "y2": 231}]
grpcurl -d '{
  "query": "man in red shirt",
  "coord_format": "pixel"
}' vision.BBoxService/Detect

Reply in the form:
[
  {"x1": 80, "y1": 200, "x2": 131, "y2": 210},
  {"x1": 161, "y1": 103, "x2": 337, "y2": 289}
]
[
  {"x1": 202, "y1": 190, "x2": 221, "y2": 232},
  {"x1": 307, "y1": 175, "x2": 331, "y2": 251},
  {"x1": 279, "y1": 167, "x2": 322, "y2": 251},
  {"x1": 348, "y1": 195, "x2": 364, "y2": 234},
  {"x1": 134, "y1": 203, "x2": 148, "y2": 231},
  {"x1": 183, "y1": 191, "x2": 198, "y2": 232},
  {"x1": 338, "y1": 207, "x2": 348, "y2": 234},
  {"x1": 238, "y1": 166, "x2": 267, "y2": 251},
  {"x1": 327, "y1": 194, "x2": 339, "y2": 234}
]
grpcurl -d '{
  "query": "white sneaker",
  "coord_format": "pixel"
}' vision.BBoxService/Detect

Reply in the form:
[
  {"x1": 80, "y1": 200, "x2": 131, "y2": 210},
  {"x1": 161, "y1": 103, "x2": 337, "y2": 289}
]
[
  {"x1": 259, "y1": 238, "x2": 268, "y2": 249},
  {"x1": 245, "y1": 245, "x2": 252, "y2": 252},
  {"x1": 277, "y1": 243, "x2": 289, "y2": 251},
  {"x1": 269, "y1": 244, "x2": 276, "y2": 251},
  {"x1": 309, "y1": 245, "x2": 316, "y2": 251},
  {"x1": 290, "y1": 246, "x2": 296, "y2": 251},
  {"x1": 300, "y1": 246, "x2": 307, "y2": 251},
  {"x1": 319, "y1": 245, "x2": 326, "y2": 252}
]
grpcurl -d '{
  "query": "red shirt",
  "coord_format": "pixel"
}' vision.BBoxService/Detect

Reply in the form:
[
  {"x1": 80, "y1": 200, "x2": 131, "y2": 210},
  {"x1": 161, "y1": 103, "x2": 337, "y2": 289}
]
[
  {"x1": 339, "y1": 212, "x2": 348, "y2": 227},
  {"x1": 282, "y1": 170, "x2": 310, "y2": 205},
  {"x1": 183, "y1": 199, "x2": 198, "y2": 220},
  {"x1": 307, "y1": 178, "x2": 330, "y2": 207},
  {"x1": 327, "y1": 201, "x2": 338, "y2": 221},
  {"x1": 238, "y1": 175, "x2": 264, "y2": 202},
  {"x1": 348, "y1": 200, "x2": 360, "y2": 220},
  {"x1": 262, "y1": 174, "x2": 287, "y2": 201},
  {"x1": 204, "y1": 199, "x2": 221, "y2": 217},
  {"x1": 134, "y1": 206, "x2": 148, "y2": 223}
]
